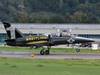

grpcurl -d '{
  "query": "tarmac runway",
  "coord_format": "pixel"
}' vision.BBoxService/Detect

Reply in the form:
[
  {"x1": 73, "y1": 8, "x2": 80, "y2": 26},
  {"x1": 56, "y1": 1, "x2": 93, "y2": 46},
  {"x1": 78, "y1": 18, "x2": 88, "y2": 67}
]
[{"x1": 0, "y1": 51, "x2": 100, "y2": 59}]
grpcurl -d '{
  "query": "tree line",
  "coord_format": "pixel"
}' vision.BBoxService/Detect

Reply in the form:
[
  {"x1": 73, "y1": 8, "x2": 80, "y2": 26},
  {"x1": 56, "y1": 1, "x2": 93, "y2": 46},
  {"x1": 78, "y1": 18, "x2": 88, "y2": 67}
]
[{"x1": 0, "y1": 0, "x2": 100, "y2": 23}]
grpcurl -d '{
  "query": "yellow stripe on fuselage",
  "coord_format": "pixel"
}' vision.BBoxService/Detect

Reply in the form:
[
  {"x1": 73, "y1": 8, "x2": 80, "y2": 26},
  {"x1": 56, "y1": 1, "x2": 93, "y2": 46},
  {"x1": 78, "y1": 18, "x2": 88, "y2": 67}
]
[
  {"x1": 26, "y1": 36, "x2": 48, "y2": 41},
  {"x1": 26, "y1": 41, "x2": 48, "y2": 45}
]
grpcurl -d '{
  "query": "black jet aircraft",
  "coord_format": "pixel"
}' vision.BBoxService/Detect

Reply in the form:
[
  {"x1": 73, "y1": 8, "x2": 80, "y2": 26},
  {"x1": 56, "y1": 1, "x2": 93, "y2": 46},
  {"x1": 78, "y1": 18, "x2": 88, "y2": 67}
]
[{"x1": 3, "y1": 22, "x2": 95, "y2": 55}]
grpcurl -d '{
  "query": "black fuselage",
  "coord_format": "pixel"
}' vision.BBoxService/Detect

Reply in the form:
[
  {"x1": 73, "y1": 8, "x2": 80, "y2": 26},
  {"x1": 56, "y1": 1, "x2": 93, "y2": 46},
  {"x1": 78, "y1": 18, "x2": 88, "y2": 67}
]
[{"x1": 5, "y1": 35, "x2": 94, "y2": 48}]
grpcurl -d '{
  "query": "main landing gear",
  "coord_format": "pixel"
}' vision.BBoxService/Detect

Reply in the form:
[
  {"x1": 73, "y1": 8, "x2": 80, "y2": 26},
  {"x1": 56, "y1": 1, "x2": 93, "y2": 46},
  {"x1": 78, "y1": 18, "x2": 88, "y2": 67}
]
[{"x1": 40, "y1": 46, "x2": 51, "y2": 55}]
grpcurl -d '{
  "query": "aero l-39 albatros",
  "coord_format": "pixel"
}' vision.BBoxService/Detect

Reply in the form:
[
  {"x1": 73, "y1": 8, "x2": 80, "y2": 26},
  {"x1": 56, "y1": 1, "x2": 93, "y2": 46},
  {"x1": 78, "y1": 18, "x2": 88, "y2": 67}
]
[{"x1": 3, "y1": 22, "x2": 95, "y2": 55}]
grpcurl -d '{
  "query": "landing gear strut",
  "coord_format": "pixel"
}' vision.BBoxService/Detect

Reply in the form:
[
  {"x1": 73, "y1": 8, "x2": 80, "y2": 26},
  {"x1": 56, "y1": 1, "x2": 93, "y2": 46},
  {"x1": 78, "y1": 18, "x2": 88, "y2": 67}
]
[{"x1": 40, "y1": 46, "x2": 51, "y2": 55}]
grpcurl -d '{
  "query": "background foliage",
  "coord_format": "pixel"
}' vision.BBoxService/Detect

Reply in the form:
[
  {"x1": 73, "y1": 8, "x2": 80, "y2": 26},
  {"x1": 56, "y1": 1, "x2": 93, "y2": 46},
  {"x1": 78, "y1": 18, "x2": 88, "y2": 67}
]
[{"x1": 0, "y1": 0, "x2": 100, "y2": 23}]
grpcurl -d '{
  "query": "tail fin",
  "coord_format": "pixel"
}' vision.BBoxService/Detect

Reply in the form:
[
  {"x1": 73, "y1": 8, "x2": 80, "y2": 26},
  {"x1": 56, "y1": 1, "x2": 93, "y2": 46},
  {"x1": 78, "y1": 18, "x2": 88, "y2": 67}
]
[{"x1": 2, "y1": 22, "x2": 24, "y2": 39}]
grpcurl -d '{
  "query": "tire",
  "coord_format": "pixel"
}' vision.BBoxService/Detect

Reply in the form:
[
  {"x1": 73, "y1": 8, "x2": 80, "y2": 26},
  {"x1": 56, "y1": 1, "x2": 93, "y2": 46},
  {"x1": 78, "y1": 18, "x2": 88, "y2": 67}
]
[
  {"x1": 45, "y1": 50, "x2": 50, "y2": 55},
  {"x1": 76, "y1": 48, "x2": 80, "y2": 53},
  {"x1": 40, "y1": 50, "x2": 45, "y2": 55}
]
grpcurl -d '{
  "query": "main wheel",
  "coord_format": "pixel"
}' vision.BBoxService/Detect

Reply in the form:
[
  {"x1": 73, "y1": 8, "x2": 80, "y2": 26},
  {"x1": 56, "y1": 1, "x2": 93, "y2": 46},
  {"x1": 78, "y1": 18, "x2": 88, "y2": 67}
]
[
  {"x1": 40, "y1": 50, "x2": 45, "y2": 55},
  {"x1": 44, "y1": 50, "x2": 50, "y2": 55}
]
